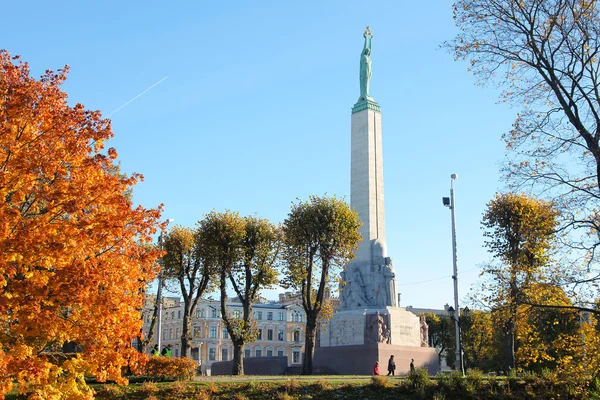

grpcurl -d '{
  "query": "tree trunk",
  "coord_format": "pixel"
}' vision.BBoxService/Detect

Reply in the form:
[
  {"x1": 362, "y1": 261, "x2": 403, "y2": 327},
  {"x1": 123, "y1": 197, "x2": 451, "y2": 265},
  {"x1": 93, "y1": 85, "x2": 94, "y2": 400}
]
[
  {"x1": 181, "y1": 305, "x2": 192, "y2": 358},
  {"x1": 503, "y1": 319, "x2": 515, "y2": 373},
  {"x1": 302, "y1": 318, "x2": 317, "y2": 375},
  {"x1": 232, "y1": 341, "x2": 244, "y2": 375}
]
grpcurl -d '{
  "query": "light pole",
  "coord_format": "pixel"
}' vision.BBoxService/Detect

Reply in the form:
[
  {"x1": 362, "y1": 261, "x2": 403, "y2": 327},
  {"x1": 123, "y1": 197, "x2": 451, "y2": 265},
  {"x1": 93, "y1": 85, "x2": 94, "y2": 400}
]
[
  {"x1": 156, "y1": 218, "x2": 174, "y2": 352},
  {"x1": 442, "y1": 173, "x2": 464, "y2": 374}
]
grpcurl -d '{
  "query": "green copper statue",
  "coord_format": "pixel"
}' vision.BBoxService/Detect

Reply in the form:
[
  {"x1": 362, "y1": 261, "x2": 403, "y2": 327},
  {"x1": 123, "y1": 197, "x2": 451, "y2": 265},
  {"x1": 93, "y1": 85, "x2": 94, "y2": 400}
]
[{"x1": 359, "y1": 26, "x2": 374, "y2": 102}]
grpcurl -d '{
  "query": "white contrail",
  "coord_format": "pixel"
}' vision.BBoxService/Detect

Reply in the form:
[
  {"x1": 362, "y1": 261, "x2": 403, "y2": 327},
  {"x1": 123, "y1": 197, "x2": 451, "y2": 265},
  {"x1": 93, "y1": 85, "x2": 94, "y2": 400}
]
[{"x1": 107, "y1": 76, "x2": 168, "y2": 117}]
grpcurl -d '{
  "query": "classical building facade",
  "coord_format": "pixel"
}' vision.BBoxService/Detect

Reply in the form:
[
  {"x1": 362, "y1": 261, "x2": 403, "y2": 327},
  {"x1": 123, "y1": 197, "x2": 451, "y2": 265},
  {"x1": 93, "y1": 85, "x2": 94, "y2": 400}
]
[{"x1": 141, "y1": 292, "x2": 306, "y2": 370}]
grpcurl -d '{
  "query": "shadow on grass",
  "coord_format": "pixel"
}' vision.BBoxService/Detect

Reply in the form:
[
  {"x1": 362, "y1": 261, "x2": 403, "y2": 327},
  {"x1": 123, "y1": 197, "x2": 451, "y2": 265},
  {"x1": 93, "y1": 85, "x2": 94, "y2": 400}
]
[{"x1": 90, "y1": 376, "x2": 593, "y2": 400}]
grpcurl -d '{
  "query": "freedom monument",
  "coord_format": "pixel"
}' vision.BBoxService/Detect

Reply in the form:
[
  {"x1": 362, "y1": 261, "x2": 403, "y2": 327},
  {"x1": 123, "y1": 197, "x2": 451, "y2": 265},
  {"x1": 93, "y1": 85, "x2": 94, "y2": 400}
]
[{"x1": 313, "y1": 27, "x2": 438, "y2": 375}]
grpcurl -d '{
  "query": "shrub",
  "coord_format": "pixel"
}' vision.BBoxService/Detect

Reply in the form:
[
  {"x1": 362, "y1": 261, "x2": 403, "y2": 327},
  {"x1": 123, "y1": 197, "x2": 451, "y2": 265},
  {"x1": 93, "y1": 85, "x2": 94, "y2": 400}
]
[
  {"x1": 370, "y1": 376, "x2": 392, "y2": 389},
  {"x1": 170, "y1": 380, "x2": 189, "y2": 395},
  {"x1": 94, "y1": 384, "x2": 124, "y2": 398},
  {"x1": 283, "y1": 379, "x2": 300, "y2": 393},
  {"x1": 408, "y1": 367, "x2": 430, "y2": 388},
  {"x1": 464, "y1": 368, "x2": 484, "y2": 391},
  {"x1": 314, "y1": 378, "x2": 332, "y2": 391},
  {"x1": 142, "y1": 356, "x2": 197, "y2": 379},
  {"x1": 139, "y1": 381, "x2": 159, "y2": 395}
]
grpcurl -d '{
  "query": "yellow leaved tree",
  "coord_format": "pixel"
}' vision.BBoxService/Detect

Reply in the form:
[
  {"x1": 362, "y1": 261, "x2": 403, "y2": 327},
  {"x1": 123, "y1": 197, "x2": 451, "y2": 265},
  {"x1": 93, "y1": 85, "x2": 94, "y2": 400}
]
[{"x1": 0, "y1": 51, "x2": 163, "y2": 399}]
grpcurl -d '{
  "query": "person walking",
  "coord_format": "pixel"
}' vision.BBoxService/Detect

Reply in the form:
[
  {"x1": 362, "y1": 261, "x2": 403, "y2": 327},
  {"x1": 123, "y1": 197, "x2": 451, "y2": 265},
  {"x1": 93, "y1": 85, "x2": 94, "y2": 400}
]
[
  {"x1": 387, "y1": 355, "x2": 396, "y2": 376},
  {"x1": 151, "y1": 344, "x2": 159, "y2": 356},
  {"x1": 373, "y1": 361, "x2": 380, "y2": 376},
  {"x1": 410, "y1": 358, "x2": 415, "y2": 373},
  {"x1": 161, "y1": 344, "x2": 173, "y2": 357}
]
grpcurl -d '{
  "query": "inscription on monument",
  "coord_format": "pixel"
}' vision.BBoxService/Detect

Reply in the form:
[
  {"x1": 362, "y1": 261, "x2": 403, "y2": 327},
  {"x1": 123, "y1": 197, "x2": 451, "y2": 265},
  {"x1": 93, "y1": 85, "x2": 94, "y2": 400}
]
[{"x1": 388, "y1": 309, "x2": 421, "y2": 347}]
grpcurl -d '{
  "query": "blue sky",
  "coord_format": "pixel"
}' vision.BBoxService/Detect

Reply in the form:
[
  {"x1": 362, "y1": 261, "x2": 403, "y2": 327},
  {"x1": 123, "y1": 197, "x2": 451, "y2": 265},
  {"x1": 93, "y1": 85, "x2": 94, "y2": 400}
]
[{"x1": 4, "y1": 1, "x2": 517, "y2": 309}]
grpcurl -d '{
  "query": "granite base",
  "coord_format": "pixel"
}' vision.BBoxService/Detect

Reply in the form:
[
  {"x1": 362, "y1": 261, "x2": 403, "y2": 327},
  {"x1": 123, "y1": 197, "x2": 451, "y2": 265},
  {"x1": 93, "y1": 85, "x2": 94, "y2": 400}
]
[{"x1": 313, "y1": 343, "x2": 439, "y2": 375}]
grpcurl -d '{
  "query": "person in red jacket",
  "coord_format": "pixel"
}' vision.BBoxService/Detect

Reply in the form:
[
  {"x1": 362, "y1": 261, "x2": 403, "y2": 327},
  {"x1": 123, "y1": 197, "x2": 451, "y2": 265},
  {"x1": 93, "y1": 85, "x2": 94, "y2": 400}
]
[{"x1": 373, "y1": 361, "x2": 380, "y2": 375}]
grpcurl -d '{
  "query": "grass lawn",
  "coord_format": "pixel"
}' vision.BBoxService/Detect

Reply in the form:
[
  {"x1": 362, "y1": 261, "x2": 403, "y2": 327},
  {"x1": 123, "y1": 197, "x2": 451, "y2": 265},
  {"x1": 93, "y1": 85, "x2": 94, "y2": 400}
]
[{"x1": 7, "y1": 374, "x2": 594, "y2": 399}]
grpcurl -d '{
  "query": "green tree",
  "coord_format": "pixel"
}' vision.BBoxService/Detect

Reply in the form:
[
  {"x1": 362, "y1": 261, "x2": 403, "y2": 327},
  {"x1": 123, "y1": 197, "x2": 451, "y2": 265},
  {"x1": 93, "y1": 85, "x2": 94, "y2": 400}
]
[
  {"x1": 447, "y1": 0, "x2": 600, "y2": 282},
  {"x1": 423, "y1": 313, "x2": 455, "y2": 368},
  {"x1": 461, "y1": 309, "x2": 503, "y2": 372},
  {"x1": 516, "y1": 283, "x2": 581, "y2": 372},
  {"x1": 199, "y1": 211, "x2": 280, "y2": 375},
  {"x1": 162, "y1": 226, "x2": 215, "y2": 358},
  {"x1": 482, "y1": 192, "x2": 559, "y2": 371},
  {"x1": 282, "y1": 195, "x2": 361, "y2": 374}
]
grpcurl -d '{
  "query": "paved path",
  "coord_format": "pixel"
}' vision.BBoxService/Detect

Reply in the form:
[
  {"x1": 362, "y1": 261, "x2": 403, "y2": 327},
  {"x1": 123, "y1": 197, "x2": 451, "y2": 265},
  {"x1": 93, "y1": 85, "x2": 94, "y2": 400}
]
[{"x1": 191, "y1": 375, "x2": 399, "y2": 382}]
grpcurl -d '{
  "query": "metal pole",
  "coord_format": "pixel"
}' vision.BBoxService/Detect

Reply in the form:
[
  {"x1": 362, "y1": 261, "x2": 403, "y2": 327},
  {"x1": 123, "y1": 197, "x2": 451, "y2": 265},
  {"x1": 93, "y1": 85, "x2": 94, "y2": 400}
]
[
  {"x1": 449, "y1": 174, "x2": 464, "y2": 374},
  {"x1": 156, "y1": 232, "x2": 164, "y2": 352}
]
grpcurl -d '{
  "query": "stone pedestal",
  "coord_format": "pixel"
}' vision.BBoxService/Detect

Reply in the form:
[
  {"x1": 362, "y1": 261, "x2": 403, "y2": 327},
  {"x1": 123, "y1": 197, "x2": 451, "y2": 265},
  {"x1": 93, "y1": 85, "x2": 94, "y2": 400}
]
[{"x1": 314, "y1": 307, "x2": 439, "y2": 375}]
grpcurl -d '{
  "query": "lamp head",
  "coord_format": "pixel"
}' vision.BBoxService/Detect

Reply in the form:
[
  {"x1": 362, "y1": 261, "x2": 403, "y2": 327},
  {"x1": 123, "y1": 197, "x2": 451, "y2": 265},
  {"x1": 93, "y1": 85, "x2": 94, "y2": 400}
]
[{"x1": 451, "y1": 173, "x2": 458, "y2": 180}]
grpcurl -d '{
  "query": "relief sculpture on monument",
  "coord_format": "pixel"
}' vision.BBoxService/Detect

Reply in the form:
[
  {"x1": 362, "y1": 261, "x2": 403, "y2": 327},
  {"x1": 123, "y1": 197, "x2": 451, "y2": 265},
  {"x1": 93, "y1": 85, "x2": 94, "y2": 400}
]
[
  {"x1": 366, "y1": 312, "x2": 391, "y2": 344},
  {"x1": 420, "y1": 315, "x2": 429, "y2": 347},
  {"x1": 340, "y1": 267, "x2": 369, "y2": 309}
]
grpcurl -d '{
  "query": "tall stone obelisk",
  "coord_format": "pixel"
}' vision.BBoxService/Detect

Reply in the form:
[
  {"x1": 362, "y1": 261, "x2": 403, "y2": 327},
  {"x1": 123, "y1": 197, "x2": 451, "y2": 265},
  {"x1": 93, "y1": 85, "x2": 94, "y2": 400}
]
[
  {"x1": 314, "y1": 28, "x2": 438, "y2": 375},
  {"x1": 340, "y1": 26, "x2": 397, "y2": 310}
]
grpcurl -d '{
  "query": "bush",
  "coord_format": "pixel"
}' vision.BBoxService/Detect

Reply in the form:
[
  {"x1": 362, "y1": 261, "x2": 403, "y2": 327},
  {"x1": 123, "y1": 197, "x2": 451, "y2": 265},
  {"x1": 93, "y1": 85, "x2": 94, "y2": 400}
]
[
  {"x1": 142, "y1": 356, "x2": 197, "y2": 379},
  {"x1": 408, "y1": 367, "x2": 430, "y2": 388},
  {"x1": 370, "y1": 376, "x2": 392, "y2": 389},
  {"x1": 465, "y1": 368, "x2": 484, "y2": 392}
]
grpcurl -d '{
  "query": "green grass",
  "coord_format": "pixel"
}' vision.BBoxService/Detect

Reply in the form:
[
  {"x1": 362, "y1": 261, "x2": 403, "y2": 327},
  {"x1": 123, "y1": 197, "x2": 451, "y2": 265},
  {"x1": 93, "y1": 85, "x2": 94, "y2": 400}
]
[{"x1": 7, "y1": 375, "x2": 594, "y2": 399}]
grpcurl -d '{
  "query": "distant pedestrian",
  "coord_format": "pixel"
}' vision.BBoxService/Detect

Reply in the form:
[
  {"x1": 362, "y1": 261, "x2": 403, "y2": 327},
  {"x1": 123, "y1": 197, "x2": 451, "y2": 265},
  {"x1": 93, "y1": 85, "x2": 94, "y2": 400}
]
[
  {"x1": 387, "y1": 355, "x2": 396, "y2": 376},
  {"x1": 373, "y1": 361, "x2": 380, "y2": 376},
  {"x1": 410, "y1": 358, "x2": 415, "y2": 373},
  {"x1": 161, "y1": 344, "x2": 173, "y2": 357},
  {"x1": 151, "y1": 344, "x2": 159, "y2": 356}
]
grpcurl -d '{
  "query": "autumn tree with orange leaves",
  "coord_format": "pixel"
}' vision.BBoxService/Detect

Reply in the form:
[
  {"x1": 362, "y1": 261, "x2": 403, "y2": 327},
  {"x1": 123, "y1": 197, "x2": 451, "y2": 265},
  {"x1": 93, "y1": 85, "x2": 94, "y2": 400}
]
[{"x1": 0, "y1": 51, "x2": 163, "y2": 398}]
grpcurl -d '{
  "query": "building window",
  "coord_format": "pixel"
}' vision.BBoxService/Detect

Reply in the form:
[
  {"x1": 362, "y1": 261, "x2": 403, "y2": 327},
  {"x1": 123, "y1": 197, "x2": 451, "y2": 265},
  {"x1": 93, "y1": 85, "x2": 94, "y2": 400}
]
[
  {"x1": 169, "y1": 328, "x2": 173, "y2": 339},
  {"x1": 210, "y1": 326, "x2": 217, "y2": 338},
  {"x1": 267, "y1": 329, "x2": 273, "y2": 341},
  {"x1": 257, "y1": 311, "x2": 262, "y2": 320},
  {"x1": 176, "y1": 328, "x2": 180, "y2": 339},
  {"x1": 162, "y1": 329, "x2": 166, "y2": 341},
  {"x1": 267, "y1": 312, "x2": 273, "y2": 321},
  {"x1": 278, "y1": 349, "x2": 284, "y2": 357},
  {"x1": 245, "y1": 348, "x2": 251, "y2": 358},
  {"x1": 222, "y1": 327, "x2": 229, "y2": 339},
  {"x1": 278, "y1": 329, "x2": 284, "y2": 341},
  {"x1": 193, "y1": 326, "x2": 201, "y2": 338},
  {"x1": 257, "y1": 329, "x2": 262, "y2": 340},
  {"x1": 222, "y1": 347, "x2": 228, "y2": 361},
  {"x1": 293, "y1": 350, "x2": 300, "y2": 363},
  {"x1": 267, "y1": 349, "x2": 273, "y2": 357},
  {"x1": 278, "y1": 312, "x2": 284, "y2": 321},
  {"x1": 175, "y1": 348, "x2": 179, "y2": 357},
  {"x1": 211, "y1": 308, "x2": 217, "y2": 318},
  {"x1": 209, "y1": 348, "x2": 216, "y2": 361},
  {"x1": 293, "y1": 331, "x2": 300, "y2": 343},
  {"x1": 178, "y1": 310, "x2": 181, "y2": 319},
  {"x1": 201, "y1": 309, "x2": 206, "y2": 318},
  {"x1": 256, "y1": 349, "x2": 262, "y2": 357}
]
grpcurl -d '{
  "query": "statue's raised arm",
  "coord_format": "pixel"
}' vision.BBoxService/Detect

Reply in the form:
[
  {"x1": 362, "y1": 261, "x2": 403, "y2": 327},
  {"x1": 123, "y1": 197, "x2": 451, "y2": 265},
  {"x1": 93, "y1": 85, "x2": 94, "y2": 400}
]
[{"x1": 359, "y1": 26, "x2": 374, "y2": 102}]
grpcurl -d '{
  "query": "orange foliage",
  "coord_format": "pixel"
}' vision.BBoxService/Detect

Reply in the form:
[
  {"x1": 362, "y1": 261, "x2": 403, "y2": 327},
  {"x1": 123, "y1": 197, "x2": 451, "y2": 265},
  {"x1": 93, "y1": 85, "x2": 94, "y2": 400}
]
[
  {"x1": 142, "y1": 356, "x2": 197, "y2": 379},
  {"x1": 0, "y1": 51, "x2": 163, "y2": 398}
]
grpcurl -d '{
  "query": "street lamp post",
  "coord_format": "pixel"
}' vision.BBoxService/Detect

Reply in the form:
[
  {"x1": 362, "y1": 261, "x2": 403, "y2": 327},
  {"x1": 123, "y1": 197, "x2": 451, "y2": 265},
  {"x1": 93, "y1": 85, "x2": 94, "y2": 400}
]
[
  {"x1": 156, "y1": 219, "x2": 174, "y2": 352},
  {"x1": 443, "y1": 174, "x2": 464, "y2": 375}
]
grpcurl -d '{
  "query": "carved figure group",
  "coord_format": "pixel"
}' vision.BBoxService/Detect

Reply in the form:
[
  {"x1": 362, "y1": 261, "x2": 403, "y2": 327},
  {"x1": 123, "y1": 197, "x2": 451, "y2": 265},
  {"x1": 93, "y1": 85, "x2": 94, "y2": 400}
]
[
  {"x1": 419, "y1": 316, "x2": 429, "y2": 347},
  {"x1": 366, "y1": 312, "x2": 391, "y2": 344}
]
